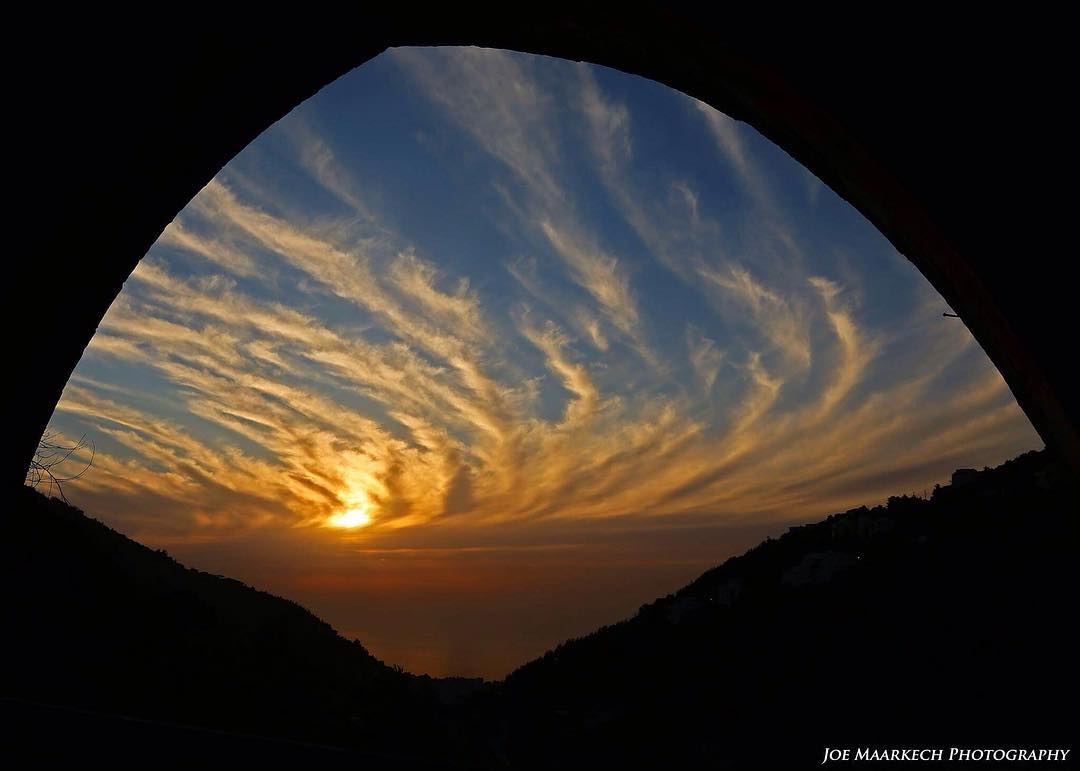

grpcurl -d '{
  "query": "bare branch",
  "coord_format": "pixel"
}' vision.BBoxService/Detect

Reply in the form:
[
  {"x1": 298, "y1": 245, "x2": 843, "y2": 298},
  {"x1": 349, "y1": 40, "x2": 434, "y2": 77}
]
[{"x1": 26, "y1": 430, "x2": 96, "y2": 502}]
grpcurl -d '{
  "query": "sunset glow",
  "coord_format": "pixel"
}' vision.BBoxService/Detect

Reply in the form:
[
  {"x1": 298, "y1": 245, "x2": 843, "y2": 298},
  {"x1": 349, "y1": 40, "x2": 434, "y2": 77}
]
[
  {"x1": 40, "y1": 47, "x2": 1040, "y2": 677},
  {"x1": 328, "y1": 505, "x2": 372, "y2": 529}
]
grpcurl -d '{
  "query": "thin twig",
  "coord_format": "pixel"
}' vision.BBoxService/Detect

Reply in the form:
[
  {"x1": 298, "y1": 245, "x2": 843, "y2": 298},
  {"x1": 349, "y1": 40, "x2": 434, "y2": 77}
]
[{"x1": 26, "y1": 431, "x2": 96, "y2": 502}]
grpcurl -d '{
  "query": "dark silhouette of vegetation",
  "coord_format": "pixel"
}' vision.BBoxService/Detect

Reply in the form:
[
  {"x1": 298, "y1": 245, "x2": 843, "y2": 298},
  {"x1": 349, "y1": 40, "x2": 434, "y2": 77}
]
[
  {"x1": 0, "y1": 488, "x2": 491, "y2": 768},
  {"x1": 3, "y1": 450, "x2": 1075, "y2": 768},
  {"x1": 25, "y1": 430, "x2": 95, "y2": 502},
  {"x1": 469, "y1": 450, "x2": 1077, "y2": 768}
]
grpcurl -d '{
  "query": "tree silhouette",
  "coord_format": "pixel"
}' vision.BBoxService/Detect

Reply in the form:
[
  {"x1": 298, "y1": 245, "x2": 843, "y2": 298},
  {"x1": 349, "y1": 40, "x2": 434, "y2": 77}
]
[{"x1": 26, "y1": 430, "x2": 95, "y2": 501}]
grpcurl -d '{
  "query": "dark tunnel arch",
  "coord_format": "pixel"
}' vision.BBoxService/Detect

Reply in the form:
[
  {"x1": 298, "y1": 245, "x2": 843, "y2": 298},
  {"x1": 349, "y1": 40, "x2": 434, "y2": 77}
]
[{"x1": 8, "y1": 11, "x2": 1078, "y2": 484}]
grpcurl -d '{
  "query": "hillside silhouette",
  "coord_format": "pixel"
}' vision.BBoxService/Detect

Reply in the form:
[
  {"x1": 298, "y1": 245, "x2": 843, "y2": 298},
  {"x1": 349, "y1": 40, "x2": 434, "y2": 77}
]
[
  {"x1": 0, "y1": 487, "x2": 490, "y2": 768},
  {"x1": 3, "y1": 450, "x2": 1076, "y2": 768},
  {"x1": 479, "y1": 449, "x2": 1077, "y2": 768}
]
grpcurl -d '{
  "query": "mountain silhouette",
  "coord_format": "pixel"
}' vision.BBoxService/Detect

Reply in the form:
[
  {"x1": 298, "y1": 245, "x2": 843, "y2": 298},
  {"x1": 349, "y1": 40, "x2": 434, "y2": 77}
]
[
  {"x1": 478, "y1": 450, "x2": 1076, "y2": 768},
  {"x1": 0, "y1": 487, "x2": 489, "y2": 768},
  {"x1": 3, "y1": 449, "x2": 1075, "y2": 768}
]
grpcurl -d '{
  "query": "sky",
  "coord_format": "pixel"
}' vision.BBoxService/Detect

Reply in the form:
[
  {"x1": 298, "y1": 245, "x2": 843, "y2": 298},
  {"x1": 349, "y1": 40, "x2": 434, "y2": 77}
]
[{"x1": 43, "y1": 47, "x2": 1040, "y2": 679}]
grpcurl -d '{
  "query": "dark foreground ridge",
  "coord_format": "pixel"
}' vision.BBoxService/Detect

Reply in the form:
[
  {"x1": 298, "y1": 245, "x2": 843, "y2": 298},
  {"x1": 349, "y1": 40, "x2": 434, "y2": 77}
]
[
  {"x1": 2, "y1": 449, "x2": 1076, "y2": 768},
  {"x1": 0, "y1": 487, "x2": 489, "y2": 768},
  {"x1": 482, "y1": 450, "x2": 1077, "y2": 768}
]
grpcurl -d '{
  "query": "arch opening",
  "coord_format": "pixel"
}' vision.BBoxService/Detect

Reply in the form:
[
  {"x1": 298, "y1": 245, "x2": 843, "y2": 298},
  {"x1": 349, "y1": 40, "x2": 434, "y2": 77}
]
[{"x1": 32, "y1": 46, "x2": 1043, "y2": 679}]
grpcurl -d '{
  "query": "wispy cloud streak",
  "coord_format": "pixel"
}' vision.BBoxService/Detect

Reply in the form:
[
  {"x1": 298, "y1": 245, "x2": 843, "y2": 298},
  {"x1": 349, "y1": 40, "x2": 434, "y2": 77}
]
[{"x1": 46, "y1": 47, "x2": 1038, "y2": 552}]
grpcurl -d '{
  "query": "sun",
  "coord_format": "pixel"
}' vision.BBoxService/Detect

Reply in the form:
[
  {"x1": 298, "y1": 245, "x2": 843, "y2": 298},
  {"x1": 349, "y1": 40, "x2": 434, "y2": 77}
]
[{"x1": 327, "y1": 503, "x2": 372, "y2": 529}]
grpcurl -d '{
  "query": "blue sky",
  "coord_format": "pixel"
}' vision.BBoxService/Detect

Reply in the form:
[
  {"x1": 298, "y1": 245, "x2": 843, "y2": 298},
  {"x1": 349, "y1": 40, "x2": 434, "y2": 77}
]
[{"x1": 44, "y1": 47, "x2": 1039, "y2": 677}]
